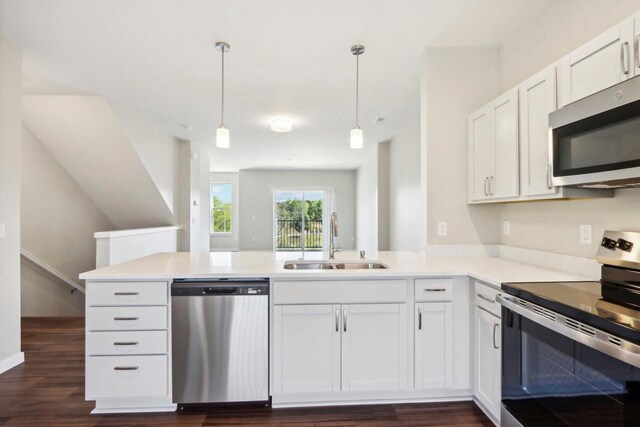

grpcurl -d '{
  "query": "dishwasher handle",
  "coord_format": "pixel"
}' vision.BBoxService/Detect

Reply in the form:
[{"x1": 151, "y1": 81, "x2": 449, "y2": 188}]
[{"x1": 202, "y1": 287, "x2": 237, "y2": 295}]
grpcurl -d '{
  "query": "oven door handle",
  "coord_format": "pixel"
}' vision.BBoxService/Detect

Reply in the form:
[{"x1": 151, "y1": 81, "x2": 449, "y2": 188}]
[{"x1": 497, "y1": 294, "x2": 640, "y2": 368}]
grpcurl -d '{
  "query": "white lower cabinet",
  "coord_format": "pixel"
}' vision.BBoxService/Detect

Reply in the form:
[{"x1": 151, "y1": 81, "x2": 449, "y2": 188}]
[
  {"x1": 474, "y1": 305, "x2": 501, "y2": 423},
  {"x1": 272, "y1": 304, "x2": 341, "y2": 394},
  {"x1": 272, "y1": 302, "x2": 407, "y2": 397},
  {"x1": 85, "y1": 280, "x2": 174, "y2": 414},
  {"x1": 414, "y1": 302, "x2": 453, "y2": 389},
  {"x1": 341, "y1": 304, "x2": 407, "y2": 392}
]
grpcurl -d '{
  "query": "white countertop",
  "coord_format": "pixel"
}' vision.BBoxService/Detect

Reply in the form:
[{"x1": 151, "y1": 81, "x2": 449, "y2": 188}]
[{"x1": 79, "y1": 251, "x2": 591, "y2": 288}]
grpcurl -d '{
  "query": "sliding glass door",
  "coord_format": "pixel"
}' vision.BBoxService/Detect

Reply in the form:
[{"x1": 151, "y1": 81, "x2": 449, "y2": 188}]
[{"x1": 274, "y1": 191, "x2": 324, "y2": 253}]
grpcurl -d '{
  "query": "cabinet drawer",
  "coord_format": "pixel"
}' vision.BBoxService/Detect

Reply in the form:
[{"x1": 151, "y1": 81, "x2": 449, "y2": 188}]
[
  {"x1": 86, "y1": 355, "x2": 168, "y2": 399},
  {"x1": 87, "y1": 331, "x2": 167, "y2": 356},
  {"x1": 474, "y1": 281, "x2": 501, "y2": 317},
  {"x1": 414, "y1": 279, "x2": 453, "y2": 302},
  {"x1": 87, "y1": 306, "x2": 167, "y2": 331},
  {"x1": 273, "y1": 280, "x2": 407, "y2": 305},
  {"x1": 87, "y1": 282, "x2": 168, "y2": 306}
]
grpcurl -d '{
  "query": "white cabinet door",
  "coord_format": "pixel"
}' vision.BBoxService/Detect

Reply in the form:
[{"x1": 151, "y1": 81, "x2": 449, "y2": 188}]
[
  {"x1": 414, "y1": 302, "x2": 453, "y2": 389},
  {"x1": 341, "y1": 304, "x2": 407, "y2": 392},
  {"x1": 272, "y1": 304, "x2": 341, "y2": 394},
  {"x1": 474, "y1": 307, "x2": 501, "y2": 422},
  {"x1": 468, "y1": 106, "x2": 493, "y2": 201},
  {"x1": 558, "y1": 18, "x2": 634, "y2": 107},
  {"x1": 519, "y1": 66, "x2": 557, "y2": 197},
  {"x1": 491, "y1": 88, "x2": 519, "y2": 199}
]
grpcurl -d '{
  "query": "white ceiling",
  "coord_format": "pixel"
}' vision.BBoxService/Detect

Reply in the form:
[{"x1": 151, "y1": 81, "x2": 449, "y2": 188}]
[{"x1": 0, "y1": 0, "x2": 554, "y2": 171}]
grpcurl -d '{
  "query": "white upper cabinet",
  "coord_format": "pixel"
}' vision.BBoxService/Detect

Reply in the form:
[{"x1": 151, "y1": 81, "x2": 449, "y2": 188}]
[
  {"x1": 519, "y1": 65, "x2": 557, "y2": 197},
  {"x1": 558, "y1": 18, "x2": 634, "y2": 107},
  {"x1": 491, "y1": 89, "x2": 519, "y2": 199},
  {"x1": 467, "y1": 88, "x2": 519, "y2": 203},
  {"x1": 468, "y1": 107, "x2": 493, "y2": 201}
]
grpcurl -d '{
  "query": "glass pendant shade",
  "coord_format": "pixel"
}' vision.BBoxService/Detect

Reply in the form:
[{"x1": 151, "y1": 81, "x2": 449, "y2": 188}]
[
  {"x1": 216, "y1": 126, "x2": 230, "y2": 148},
  {"x1": 350, "y1": 127, "x2": 363, "y2": 149}
]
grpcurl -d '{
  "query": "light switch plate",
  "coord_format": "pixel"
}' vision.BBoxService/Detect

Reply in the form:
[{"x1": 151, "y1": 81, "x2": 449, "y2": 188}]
[
  {"x1": 0, "y1": 223, "x2": 5, "y2": 239},
  {"x1": 437, "y1": 222, "x2": 447, "y2": 237},
  {"x1": 580, "y1": 224, "x2": 592, "y2": 245},
  {"x1": 503, "y1": 220, "x2": 511, "y2": 236}
]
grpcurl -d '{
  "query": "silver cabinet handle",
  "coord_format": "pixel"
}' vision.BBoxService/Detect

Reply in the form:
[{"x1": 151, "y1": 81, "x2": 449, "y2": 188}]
[
  {"x1": 114, "y1": 366, "x2": 139, "y2": 371},
  {"x1": 477, "y1": 293, "x2": 496, "y2": 303},
  {"x1": 424, "y1": 288, "x2": 446, "y2": 292},
  {"x1": 418, "y1": 307, "x2": 422, "y2": 330},
  {"x1": 621, "y1": 41, "x2": 631, "y2": 75},
  {"x1": 114, "y1": 292, "x2": 139, "y2": 296},
  {"x1": 483, "y1": 177, "x2": 488, "y2": 196},
  {"x1": 114, "y1": 341, "x2": 139, "y2": 346},
  {"x1": 343, "y1": 308, "x2": 347, "y2": 332},
  {"x1": 546, "y1": 164, "x2": 553, "y2": 189},
  {"x1": 335, "y1": 308, "x2": 339, "y2": 332},
  {"x1": 113, "y1": 317, "x2": 139, "y2": 321},
  {"x1": 489, "y1": 176, "x2": 494, "y2": 196},
  {"x1": 493, "y1": 323, "x2": 499, "y2": 350}
]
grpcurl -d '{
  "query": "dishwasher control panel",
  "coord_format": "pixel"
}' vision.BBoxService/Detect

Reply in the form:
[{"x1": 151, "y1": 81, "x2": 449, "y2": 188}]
[{"x1": 171, "y1": 279, "x2": 270, "y2": 297}]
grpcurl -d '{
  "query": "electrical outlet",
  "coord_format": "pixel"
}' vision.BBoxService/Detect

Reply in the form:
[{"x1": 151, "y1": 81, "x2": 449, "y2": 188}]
[
  {"x1": 580, "y1": 224, "x2": 592, "y2": 245},
  {"x1": 0, "y1": 223, "x2": 5, "y2": 239},
  {"x1": 437, "y1": 222, "x2": 447, "y2": 237},
  {"x1": 503, "y1": 220, "x2": 511, "y2": 236}
]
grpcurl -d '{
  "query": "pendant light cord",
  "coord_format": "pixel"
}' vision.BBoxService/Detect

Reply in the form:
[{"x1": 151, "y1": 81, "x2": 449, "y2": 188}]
[
  {"x1": 221, "y1": 47, "x2": 225, "y2": 127},
  {"x1": 355, "y1": 52, "x2": 359, "y2": 129}
]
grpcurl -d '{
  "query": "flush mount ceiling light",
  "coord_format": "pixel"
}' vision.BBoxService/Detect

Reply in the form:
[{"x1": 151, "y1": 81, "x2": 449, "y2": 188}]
[
  {"x1": 270, "y1": 118, "x2": 293, "y2": 133},
  {"x1": 350, "y1": 44, "x2": 365, "y2": 149},
  {"x1": 215, "y1": 41, "x2": 230, "y2": 148}
]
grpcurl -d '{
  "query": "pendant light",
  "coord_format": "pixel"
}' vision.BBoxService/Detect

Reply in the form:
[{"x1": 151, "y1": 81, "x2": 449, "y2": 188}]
[
  {"x1": 350, "y1": 45, "x2": 365, "y2": 149},
  {"x1": 215, "y1": 41, "x2": 230, "y2": 148}
]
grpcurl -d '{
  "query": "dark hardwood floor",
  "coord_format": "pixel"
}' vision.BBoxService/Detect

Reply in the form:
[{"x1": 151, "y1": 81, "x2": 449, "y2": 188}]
[{"x1": 0, "y1": 317, "x2": 493, "y2": 426}]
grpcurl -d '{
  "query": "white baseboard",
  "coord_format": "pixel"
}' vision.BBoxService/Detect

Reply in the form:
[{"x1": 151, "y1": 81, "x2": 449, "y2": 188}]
[
  {"x1": 0, "y1": 352, "x2": 24, "y2": 375},
  {"x1": 497, "y1": 245, "x2": 600, "y2": 279},
  {"x1": 425, "y1": 244, "x2": 499, "y2": 257}
]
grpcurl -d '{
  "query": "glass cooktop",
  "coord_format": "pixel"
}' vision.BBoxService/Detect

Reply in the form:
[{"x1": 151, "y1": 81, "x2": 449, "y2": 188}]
[{"x1": 502, "y1": 281, "x2": 640, "y2": 344}]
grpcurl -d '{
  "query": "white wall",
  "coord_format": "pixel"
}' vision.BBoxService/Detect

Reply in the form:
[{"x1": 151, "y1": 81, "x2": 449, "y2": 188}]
[
  {"x1": 21, "y1": 125, "x2": 115, "y2": 316},
  {"x1": 239, "y1": 169, "x2": 357, "y2": 251},
  {"x1": 0, "y1": 37, "x2": 23, "y2": 370},
  {"x1": 356, "y1": 151, "x2": 378, "y2": 253},
  {"x1": 95, "y1": 226, "x2": 181, "y2": 268},
  {"x1": 497, "y1": 0, "x2": 640, "y2": 258},
  {"x1": 422, "y1": 48, "x2": 502, "y2": 248},
  {"x1": 389, "y1": 107, "x2": 421, "y2": 252},
  {"x1": 111, "y1": 103, "x2": 181, "y2": 215},
  {"x1": 377, "y1": 141, "x2": 391, "y2": 251},
  {"x1": 210, "y1": 172, "x2": 240, "y2": 251},
  {"x1": 21, "y1": 95, "x2": 176, "y2": 229}
]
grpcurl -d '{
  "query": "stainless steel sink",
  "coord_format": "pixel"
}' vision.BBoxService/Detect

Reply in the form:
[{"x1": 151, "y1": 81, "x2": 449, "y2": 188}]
[
  {"x1": 283, "y1": 260, "x2": 389, "y2": 270},
  {"x1": 334, "y1": 262, "x2": 388, "y2": 270},
  {"x1": 282, "y1": 261, "x2": 336, "y2": 270}
]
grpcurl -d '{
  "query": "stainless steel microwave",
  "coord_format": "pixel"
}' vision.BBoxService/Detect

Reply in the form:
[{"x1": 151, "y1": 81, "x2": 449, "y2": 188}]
[{"x1": 550, "y1": 76, "x2": 640, "y2": 188}]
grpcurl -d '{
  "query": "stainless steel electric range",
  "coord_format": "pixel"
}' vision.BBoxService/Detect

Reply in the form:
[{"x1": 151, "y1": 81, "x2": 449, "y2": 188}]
[{"x1": 498, "y1": 230, "x2": 640, "y2": 427}]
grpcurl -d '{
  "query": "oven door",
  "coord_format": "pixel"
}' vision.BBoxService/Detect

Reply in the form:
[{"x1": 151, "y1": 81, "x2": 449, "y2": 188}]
[
  {"x1": 499, "y1": 297, "x2": 640, "y2": 427},
  {"x1": 550, "y1": 76, "x2": 640, "y2": 188}
]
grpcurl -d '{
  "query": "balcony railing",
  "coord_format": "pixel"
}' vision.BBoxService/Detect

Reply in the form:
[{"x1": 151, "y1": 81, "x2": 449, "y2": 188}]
[{"x1": 277, "y1": 219, "x2": 323, "y2": 251}]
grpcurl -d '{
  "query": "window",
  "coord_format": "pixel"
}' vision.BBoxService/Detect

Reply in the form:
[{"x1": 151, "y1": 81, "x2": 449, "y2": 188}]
[
  {"x1": 274, "y1": 191, "x2": 324, "y2": 252},
  {"x1": 211, "y1": 183, "x2": 232, "y2": 234}
]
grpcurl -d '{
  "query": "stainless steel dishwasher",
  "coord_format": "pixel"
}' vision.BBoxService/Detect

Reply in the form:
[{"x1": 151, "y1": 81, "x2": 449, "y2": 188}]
[{"x1": 171, "y1": 278, "x2": 269, "y2": 406}]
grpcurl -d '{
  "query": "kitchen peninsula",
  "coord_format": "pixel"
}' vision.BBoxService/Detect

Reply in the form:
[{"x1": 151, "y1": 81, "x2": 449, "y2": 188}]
[{"x1": 80, "y1": 251, "x2": 588, "y2": 423}]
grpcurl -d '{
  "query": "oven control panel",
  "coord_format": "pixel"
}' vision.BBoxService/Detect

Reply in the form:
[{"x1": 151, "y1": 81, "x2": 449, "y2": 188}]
[{"x1": 597, "y1": 230, "x2": 640, "y2": 269}]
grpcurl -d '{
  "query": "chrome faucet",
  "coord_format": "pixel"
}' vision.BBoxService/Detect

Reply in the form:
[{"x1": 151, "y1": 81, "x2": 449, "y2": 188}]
[{"x1": 329, "y1": 212, "x2": 341, "y2": 259}]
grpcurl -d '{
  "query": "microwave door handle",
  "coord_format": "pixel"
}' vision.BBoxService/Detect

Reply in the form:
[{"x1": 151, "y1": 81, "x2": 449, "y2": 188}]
[
  {"x1": 621, "y1": 41, "x2": 631, "y2": 75},
  {"x1": 546, "y1": 164, "x2": 553, "y2": 189},
  {"x1": 636, "y1": 33, "x2": 640, "y2": 69}
]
